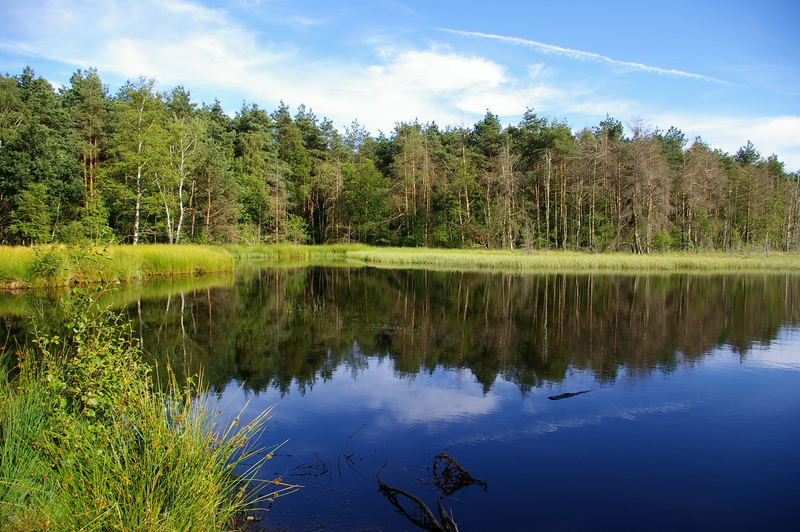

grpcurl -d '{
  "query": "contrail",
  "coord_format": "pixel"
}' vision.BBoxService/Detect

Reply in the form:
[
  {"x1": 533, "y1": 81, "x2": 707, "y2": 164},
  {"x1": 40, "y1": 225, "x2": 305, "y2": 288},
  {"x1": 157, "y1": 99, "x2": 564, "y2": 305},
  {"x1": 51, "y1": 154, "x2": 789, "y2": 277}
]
[{"x1": 439, "y1": 28, "x2": 735, "y2": 86}]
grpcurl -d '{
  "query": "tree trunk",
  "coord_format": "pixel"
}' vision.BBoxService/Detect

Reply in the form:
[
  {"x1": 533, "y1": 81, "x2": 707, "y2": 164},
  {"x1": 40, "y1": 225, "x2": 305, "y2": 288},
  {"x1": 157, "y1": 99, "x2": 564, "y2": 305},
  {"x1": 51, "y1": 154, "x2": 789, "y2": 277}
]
[{"x1": 133, "y1": 162, "x2": 142, "y2": 245}]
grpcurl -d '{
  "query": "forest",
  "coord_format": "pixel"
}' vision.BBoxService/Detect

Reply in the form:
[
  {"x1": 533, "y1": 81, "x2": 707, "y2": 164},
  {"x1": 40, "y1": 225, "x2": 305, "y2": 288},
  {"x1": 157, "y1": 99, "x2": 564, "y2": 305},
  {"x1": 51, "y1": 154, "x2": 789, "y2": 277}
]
[{"x1": 2, "y1": 66, "x2": 799, "y2": 252}]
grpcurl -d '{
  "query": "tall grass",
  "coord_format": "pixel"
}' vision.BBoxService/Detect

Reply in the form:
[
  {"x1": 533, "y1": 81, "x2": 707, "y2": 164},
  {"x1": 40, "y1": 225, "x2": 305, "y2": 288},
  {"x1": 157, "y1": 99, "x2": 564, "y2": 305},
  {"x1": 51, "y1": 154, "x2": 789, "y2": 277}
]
[
  {"x1": 229, "y1": 245, "x2": 800, "y2": 272},
  {"x1": 225, "y1": 243, "x2": 367, "y2": 260},
  {"x1": 0, "y1": 248, "x2": 33, "y2": 285},
  {"x1": 0, "y1": 245, "x2": 235, "y2": 288},
  {"x1": 4, "y1": 244, "x2": 798, "y2": 290},
  {"x1": 0, "y1": 290, "x2": 295, "y2": 530}
]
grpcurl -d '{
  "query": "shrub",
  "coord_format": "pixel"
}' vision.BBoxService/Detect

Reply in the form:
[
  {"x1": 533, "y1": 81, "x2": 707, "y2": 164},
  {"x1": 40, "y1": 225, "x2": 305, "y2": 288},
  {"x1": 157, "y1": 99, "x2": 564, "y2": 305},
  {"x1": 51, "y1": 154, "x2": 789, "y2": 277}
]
[
  {"x1": 1, "y1": 289, "x2": 296, "y2": 530},
  {"x1": 30, "y1": 246, "x2": 68, "y2": 283}
]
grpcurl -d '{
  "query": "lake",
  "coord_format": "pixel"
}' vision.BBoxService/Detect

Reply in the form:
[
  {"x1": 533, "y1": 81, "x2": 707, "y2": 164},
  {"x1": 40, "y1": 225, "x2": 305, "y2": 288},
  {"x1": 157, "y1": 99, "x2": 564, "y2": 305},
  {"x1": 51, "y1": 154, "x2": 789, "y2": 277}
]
[{"x1": 2, "y1": 267, "x2": 799, "y2": 531}]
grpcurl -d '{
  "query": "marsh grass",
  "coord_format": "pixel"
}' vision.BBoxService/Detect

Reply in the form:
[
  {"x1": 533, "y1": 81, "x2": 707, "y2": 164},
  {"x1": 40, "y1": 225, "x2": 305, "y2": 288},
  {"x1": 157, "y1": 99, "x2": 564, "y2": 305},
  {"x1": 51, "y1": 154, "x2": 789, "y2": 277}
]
[
  {"x1": 225, "y1": 243, "x2": 367, "y2": 260},
  {"x1": 0, "y1": 290, "x2": 295, "y2": 531},
  {"x1": 0, "y1": 245, "x2": 235, "y2": 288},
  {"x1": 4, "y1": 244, "x2": 797, "y2": 290},
  {"x1": 231, "y1": 245, "x2": 800, "y2": 272}
]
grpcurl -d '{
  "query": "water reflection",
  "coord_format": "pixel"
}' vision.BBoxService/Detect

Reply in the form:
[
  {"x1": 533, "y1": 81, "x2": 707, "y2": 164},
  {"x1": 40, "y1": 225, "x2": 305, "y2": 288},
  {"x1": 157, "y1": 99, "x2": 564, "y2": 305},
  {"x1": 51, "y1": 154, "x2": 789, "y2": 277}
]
[
  {"x1": 119, "y1": 270, "x2": 800, "y2": 391},
  {"x1": 2, "y1": 268, "x2": 799, "y2": 531},
  {"x1": 2, "y1": 269, "x2": 798, "y2": 394}
]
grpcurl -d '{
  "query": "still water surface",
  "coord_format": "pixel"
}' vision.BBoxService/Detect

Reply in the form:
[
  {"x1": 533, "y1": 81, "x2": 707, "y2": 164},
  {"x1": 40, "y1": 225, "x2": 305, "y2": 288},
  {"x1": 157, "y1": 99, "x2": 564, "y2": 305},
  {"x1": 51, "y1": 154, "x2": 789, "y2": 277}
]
[{"x1": 3, "y1": 267, "x2": 800, "y2": 531}]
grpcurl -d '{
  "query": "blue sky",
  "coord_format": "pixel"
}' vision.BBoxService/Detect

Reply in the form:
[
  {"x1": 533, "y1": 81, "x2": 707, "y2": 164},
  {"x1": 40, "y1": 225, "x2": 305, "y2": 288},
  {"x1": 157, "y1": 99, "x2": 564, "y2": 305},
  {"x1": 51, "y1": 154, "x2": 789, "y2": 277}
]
[{"x1": 1, "y1": 0, "x2": 798, "y2": 169}]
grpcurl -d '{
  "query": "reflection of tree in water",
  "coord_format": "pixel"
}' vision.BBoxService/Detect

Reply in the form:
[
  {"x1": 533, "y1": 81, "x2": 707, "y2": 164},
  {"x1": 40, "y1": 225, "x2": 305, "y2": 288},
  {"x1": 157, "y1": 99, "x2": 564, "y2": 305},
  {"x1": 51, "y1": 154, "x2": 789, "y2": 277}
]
[
  {"x1": 113, "y1": 268, "x2": 800, "y2": 395},
  {"x1": 3, "y1": 268, "x2": 797, "y2": 394}
]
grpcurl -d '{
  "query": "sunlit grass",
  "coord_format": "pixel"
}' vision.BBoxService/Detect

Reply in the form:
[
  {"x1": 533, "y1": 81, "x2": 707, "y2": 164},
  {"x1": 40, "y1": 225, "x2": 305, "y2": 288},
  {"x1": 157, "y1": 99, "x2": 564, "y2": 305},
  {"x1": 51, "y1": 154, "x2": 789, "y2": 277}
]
[
  {"x1": 225, "y1": 243, "x2": 368, "y2": 260},
  {"x1": 0, "y1": 247, "x2": 37, "y2": 284},
  {"x1": 232, "y1": 245, "x2": 800, "y2": 272},
  {"x1": 3, "y1": 244, "x2": 798, "y2": 290},
  {"x1": 347, "y1": 248, "x2": 800, "y2": 271},
  {"x1": 0, "y1": 245, "x2": 235, "y2": 287}
]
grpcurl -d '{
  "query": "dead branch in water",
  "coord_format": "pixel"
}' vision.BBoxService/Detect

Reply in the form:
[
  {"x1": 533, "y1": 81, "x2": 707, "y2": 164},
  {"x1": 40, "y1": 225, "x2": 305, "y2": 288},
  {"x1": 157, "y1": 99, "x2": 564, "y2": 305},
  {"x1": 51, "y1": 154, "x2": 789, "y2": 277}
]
[{"x1": 376, "y1": 453, "x2": 487, "y2": 531}]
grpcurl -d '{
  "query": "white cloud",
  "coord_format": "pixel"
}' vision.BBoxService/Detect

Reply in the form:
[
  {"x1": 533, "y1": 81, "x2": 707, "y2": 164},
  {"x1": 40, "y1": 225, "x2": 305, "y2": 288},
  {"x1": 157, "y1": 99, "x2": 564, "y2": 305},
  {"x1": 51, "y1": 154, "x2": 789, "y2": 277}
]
[
  {"x1": 369, "y1": 49, "x2": 506, "y2": 92},
  {"x1": 9, "y1": 0, "x2": 794, "y2": 169},
  {"x1": 651, "y1": 113, "x2": 800, "y2": 171},
  {"x1": 440, "y1": 28, "x2": 735, "y2": 86},
  {"x1": 0, "y1": 0, "x2": 288, "y2": 85},
  {"x1": 0, "y1": 0, "x2": 573, "y2": 132},
  {"x1": 285, "y1": 15, "x2": 326, "y2": 28}
]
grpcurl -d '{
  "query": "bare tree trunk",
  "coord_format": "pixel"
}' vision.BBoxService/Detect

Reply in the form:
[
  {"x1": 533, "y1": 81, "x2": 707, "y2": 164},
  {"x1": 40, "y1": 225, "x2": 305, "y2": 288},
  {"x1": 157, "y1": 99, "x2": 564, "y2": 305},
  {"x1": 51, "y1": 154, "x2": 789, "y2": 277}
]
[
  {"x1": 133, "y1": 160, "x2": 143, "y2": 245},
  {"x1": 545, "y1": 149, "x2": 551, "y2": 248},
  {"x1": 205, "y1": 170, "x2": 212, "y2": 239}
]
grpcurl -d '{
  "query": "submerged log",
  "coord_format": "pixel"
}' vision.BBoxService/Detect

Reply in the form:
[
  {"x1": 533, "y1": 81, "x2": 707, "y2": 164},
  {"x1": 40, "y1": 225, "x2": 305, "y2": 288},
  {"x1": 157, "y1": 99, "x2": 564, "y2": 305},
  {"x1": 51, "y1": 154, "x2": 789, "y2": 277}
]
[{"x1": 548, "y1": 390, "x2": 592, "y2": 400}]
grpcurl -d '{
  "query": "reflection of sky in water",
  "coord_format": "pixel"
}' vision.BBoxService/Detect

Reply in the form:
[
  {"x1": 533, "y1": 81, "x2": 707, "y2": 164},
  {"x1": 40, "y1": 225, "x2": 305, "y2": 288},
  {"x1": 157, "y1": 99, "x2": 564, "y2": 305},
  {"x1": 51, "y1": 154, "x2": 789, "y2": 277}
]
[
  {"x1": 203, "y1": 327, "x2": 800, "y2": 531},
  {"x1": 728, "y1": 326, "x2": 800, "y2": 370}
]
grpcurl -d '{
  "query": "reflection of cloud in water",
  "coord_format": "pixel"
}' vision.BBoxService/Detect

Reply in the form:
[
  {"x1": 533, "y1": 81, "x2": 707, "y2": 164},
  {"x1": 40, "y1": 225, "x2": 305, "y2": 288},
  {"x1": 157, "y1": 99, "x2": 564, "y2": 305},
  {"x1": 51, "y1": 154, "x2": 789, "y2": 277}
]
[
  {"x1": 744, "y1": 328, "x2": 800, "y2": 371},
  {"x1": 703, "y1": 327, "x2": 800, "y2": 371},
  {"x1": 201, "y1": 359, "x2": 503, "y2": 427},
  {"x1": 350, "y1": 360, "x2": 501, "y2": 424},
  {"x1": 452, "y1": 401, "x2": 692, "y2": 445}
]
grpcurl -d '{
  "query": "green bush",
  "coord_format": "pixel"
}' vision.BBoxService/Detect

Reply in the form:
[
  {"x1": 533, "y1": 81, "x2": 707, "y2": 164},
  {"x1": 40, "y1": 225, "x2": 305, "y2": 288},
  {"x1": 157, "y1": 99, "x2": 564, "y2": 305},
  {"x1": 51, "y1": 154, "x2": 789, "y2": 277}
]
[
  {"x1": 0, "y1": 289, "x2": 296, "y2": 530},
  {"x1": 283, "y1": 214, "x2": 309, "y2": 244},
  {"x1": 30, "y1": 247, "x2": 68, "y2": 283},
  {"x1": 651, "y1": 229, "x2": 674, "y2": 252}
]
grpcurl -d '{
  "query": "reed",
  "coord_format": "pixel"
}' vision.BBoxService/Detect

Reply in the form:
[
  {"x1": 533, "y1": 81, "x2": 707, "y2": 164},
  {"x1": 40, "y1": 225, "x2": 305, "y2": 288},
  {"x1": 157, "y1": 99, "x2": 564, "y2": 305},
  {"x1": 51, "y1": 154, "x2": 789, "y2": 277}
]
[
  {"x1": 0, "y1": 245, "x2": 235, "y2": 288},
  {"x1": 3, "y1": 245, "x2": 798, "y2": 291},
  {"x1": 231, "y1": 245, "x2": 800, "y2": 272},
  {"x1": 225, "y1": 243, "x2": 367, "y2": 260}
]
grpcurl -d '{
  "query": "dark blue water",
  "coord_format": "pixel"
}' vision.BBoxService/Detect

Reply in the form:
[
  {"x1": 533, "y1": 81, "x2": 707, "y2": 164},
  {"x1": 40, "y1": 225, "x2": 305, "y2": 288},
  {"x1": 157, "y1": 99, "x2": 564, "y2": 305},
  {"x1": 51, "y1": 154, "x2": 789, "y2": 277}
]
[
  {"x1": 211, "y1": 331, "x2": 800, "y2": 531},
  {"x1": 2, "y1": 268, "x2": 799, "y2": 530}
]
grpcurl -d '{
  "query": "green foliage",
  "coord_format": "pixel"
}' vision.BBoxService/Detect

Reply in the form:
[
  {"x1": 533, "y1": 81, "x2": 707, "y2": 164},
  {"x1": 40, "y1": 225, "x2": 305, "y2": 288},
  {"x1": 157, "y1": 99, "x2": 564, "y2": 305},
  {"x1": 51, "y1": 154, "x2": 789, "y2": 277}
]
[
  {"x1": 0, "y1": 68, "x2": 81, "y2": 238},
  {"x1": 35, "y1": 289, "x2": 147, "y2": 420},
  {"x1": 283, "y1": 214, "x2": 309, "y2": 244},
  {"x1": 9, "y1": 183, "x2": 52, "y2": 243},
  {"x1": 56, "y1": 214, "x2": 115, "y2": 245},
  {"x1": 30, "y1": 246, "x2": 68, "y2": 282},
  {"x1": 0, "y1": 290, "x2": 296, "y2": 530},
  {"x1": 651, "y1": 229, "x2": 674, "y2": 251},
  {"x1": 1, "y1": 65, "x2": 799, "y2": 252}
]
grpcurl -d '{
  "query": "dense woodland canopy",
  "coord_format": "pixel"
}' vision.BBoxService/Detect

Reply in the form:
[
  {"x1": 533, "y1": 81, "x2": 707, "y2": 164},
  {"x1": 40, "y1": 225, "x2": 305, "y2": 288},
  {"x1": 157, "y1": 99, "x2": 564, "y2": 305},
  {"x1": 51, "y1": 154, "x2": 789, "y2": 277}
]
[{"x1": 1, "y1": 66, "x2": 798, "y2": 251}]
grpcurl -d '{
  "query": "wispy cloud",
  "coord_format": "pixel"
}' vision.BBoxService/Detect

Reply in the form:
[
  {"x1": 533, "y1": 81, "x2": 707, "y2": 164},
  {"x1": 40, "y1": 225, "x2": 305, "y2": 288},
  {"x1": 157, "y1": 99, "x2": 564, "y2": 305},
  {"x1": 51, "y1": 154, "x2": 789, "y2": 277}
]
[
  {"x1": 450, "y1": 400, "x2": 693, "y2": 445},
  {"x1": 440, "y1": 28, "x2": 735, "y2": 86},
  {"x1": 0, "y1": 0, "x2": 582, "y2": 131},
  {"x1": 8, "y1": 0, "x2": 795, "y2": 169}
]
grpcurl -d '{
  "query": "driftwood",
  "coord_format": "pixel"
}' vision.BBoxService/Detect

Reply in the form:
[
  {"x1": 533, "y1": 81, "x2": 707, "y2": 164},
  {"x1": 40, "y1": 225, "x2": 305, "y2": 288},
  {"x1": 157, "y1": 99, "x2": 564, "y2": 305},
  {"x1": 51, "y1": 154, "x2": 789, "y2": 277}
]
[
  {"x1": 377, "y1": 453, "x2": 487, "y2": 532},
  {"x1": 378, "y1": 477, "x2": 460, "y2": 532},
  {"x1": 548, "y1": 390, "x2": 591, "y2": 401}
]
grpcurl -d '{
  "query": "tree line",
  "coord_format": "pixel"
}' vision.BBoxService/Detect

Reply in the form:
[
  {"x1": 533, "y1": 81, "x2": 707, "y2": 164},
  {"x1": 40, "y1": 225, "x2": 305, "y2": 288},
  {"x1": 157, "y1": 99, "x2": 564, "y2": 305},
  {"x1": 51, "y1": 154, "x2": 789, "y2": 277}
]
[{"x1": 2, "y1": 66, "x2": 798, "y2": 251}]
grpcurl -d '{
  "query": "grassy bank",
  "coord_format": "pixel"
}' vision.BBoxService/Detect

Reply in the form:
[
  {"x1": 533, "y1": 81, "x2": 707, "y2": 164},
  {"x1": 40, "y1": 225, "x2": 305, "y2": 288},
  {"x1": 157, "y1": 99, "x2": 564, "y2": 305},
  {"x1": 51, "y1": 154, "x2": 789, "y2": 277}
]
[
  {"x1": 0, "y1": 291, "x2": 294, "y2": 530},
  {"x1": 0, "y1": 245, "x2": 235, "y2": 288},
  {"x1": 347, "y1": 247, "x2": 800, "y2": 271},
  {"x1": 225, "y1": 243, "x2": 366, "y2": 260},
  {"x1": 237, "y1": 245, "x2": 800, "y2": 272},
  {"x1": 3, "y1": 244, "x2": 799, "y2": 290}
]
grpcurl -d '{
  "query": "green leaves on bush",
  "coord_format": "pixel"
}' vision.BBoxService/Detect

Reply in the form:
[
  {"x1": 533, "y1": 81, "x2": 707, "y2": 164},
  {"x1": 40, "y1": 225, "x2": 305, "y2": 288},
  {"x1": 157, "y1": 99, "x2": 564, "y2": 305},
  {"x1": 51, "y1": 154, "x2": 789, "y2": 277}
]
[{"x1": 1, "y1": 288, "x2": 296, "y2": 530}]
